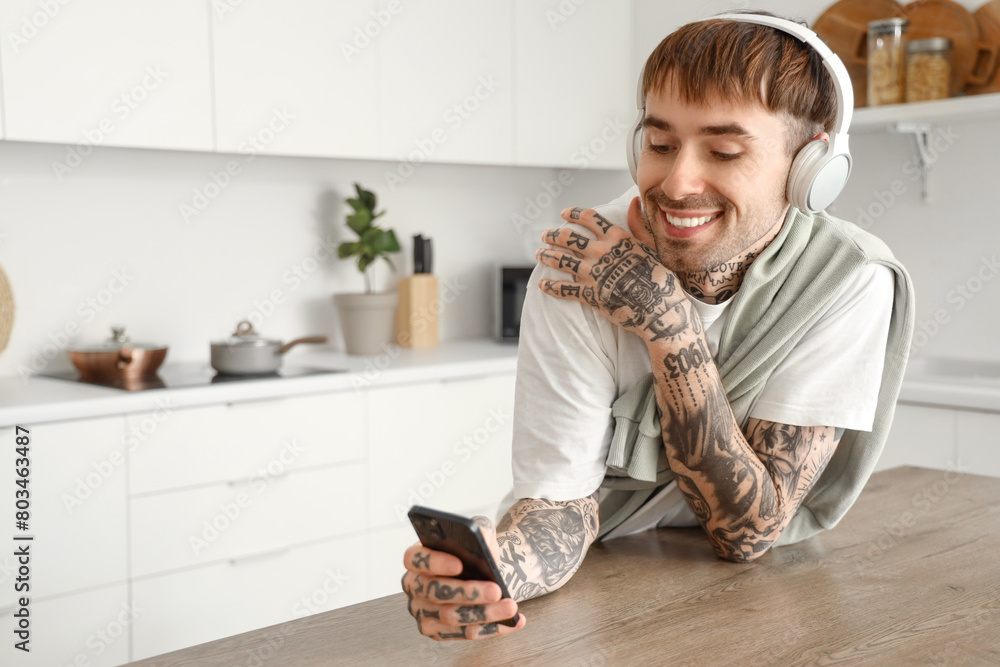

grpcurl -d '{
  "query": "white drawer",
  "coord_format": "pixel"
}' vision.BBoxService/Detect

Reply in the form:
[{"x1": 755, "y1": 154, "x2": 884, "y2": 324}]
[
  {"x1": 127, "y1": 391, "x2": 365, "y2": 495},
  {"x1": 130, "y1": 463, "x2": 366, "y2": 577},
  {"x1": 0, "y1": 583, "x2": 130, "y2": 667},
  {"x1": 131, "y1": 534, "x2": 369, "y2": 661},
  {"x1": 0, "y1": 418, "x2": 127, "y2": 603}
]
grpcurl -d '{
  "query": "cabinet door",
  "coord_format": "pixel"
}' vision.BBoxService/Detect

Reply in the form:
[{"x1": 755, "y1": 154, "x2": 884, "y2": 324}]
[
  {"x1": 212, "y1": 0, "x2": 380, "y2": 158},
  {"x1": 130, "y1": 462, "x2": 366, "y2": 577},
  {"x1": 379, "y1": 1, "x2": 513, "y2": 165},
  {"x1": 513, "y1": 0, "x2": 633, "y2": 168},
  {"x1": 128, "y1": 391, "x2": 366, "y2": 495},
  {"x1": 0, "y1": 584, "x2": 130, "y2": 667},
  {"x1": 0, "y1": 0, "x2": 212, "y2": 151},
  {"x1": 956, "y1": 411, "x2": 1000, "y2": 478},
  {"x1": 878, "y1": 403, "x2": 958, "y2": 472},
  {"x1": 131, "y1": 534, "x2": 368, "y2": 661},
  {"x1": 367, "y1": 373, "x2": 516, "y2": 530},
  {"x1": 0, "y1": 418, "x2": 127, "y2": 605}
]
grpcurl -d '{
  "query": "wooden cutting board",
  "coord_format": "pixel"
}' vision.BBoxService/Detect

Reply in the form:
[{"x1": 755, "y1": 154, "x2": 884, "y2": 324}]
[
  {"x1": 967, "y1": 0, "x2": 1000, "y2": 94},
  {"x1": 904, "y1": 0, "x2": 999, "y2": 95},
  {"x1": 0, "y1": 265, "x2": 13, "y2": 355},
  {"x1": 814, "y1": 0, "x2": 907, "y2": 107}
]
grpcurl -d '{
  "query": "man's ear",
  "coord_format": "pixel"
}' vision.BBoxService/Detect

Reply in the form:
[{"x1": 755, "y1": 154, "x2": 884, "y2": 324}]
[{"x1": 627, "y1": 196, "x2": 656, "y2": 247}]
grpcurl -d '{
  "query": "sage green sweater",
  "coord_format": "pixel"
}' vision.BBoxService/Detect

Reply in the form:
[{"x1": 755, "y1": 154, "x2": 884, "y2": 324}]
[{"x1": 598, "y1": 207, "x2": 915, "y2": 545}]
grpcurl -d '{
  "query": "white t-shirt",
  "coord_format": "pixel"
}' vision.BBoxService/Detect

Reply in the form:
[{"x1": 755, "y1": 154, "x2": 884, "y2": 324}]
[{"x1": 510, "y1": 187, "x2": 895, "y2": 539}]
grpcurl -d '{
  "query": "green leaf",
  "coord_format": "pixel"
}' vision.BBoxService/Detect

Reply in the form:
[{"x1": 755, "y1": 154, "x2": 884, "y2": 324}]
[
  {"x1": 355, "y1": 183, "x2": 377, "y2": 211},
  {"x1": 347, "y1": 210, "x2": 372, "y2": 235},
  {"x1": 372, "y1": 230, "x2": 400, "y2": 254},
  {"x1": 358, "y1": 254, "x2": 374, "y2": 274},
  {"x1": 337, "y1": 241, "x2": 359, "y2": 259}
]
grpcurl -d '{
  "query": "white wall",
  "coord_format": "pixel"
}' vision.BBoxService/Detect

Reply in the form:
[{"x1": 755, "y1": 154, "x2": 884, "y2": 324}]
[
  {"x1": 634, "y1": 0, "x2": 1000, "y2": 363},
  {"x1": 0, "y1": 140, "x2": 632, "y2": 378}
]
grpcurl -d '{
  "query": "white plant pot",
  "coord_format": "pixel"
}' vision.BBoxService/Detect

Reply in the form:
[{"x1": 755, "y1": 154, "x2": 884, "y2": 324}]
[{"x1": 333, "y1": 291, "x2": 398, "y2": 356}]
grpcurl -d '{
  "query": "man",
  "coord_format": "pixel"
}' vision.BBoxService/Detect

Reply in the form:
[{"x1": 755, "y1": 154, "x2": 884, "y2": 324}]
[{"x1": 401, "y1": 12, "x2": 912, "y2": 641}]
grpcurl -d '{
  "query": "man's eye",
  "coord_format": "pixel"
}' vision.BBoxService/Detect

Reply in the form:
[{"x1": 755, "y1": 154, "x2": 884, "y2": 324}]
[
  {"x1": 713, "y1": 152, "x2": 742, "y2": 161},
  {"x1": 648, "y1": 144, "x2": 675, "y2": 154}
]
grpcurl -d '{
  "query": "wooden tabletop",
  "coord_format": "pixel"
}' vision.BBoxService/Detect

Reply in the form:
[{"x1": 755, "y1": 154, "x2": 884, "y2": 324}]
[{"x1": 128, "y1": 466, "x2": 1000, "y2": 666}]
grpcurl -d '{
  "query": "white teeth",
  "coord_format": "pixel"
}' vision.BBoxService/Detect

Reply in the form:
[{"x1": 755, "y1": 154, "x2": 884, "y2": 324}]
[{"x1": 664, "y1": 212, "x2": 718, "y2": 229}]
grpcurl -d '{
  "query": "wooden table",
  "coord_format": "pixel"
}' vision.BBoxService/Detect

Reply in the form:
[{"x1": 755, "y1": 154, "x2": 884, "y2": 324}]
[{"x1": 128, "y1": 467, "x2": 1000, "y2": 666}]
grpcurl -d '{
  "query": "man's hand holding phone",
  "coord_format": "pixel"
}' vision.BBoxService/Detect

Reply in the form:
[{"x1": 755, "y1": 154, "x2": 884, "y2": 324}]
[{"x1": 402, "y1": 508, "x2": 526, "y2": 641}]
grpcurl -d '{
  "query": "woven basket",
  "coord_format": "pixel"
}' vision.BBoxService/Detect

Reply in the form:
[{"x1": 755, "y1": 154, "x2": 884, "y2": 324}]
[{"x1": 0, "y1": 264, "x2": 14, "y2": 355}]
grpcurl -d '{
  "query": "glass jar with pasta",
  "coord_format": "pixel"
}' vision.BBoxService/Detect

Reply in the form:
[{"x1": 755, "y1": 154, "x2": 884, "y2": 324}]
[
  {"x1": 868, "y1": 18, "x2": 909, "y2": 106},
  {"x1": 906, "y1": 38, "x2": 953, "y2": 102}
]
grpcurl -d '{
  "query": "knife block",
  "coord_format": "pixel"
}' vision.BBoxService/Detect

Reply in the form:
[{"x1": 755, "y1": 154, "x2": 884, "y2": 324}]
[{"x1": 395, "y1": 275, "x2": 439, "y2": 348}]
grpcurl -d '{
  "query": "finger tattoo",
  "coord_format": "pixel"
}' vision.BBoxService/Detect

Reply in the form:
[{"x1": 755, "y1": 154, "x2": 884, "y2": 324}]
[
  {"x1": 593, "y1": 212, "x2": 613, "y2": 233},
  {"x1": 566, "y1": 231, "x2": 590, "y2": 249},
  {"x1": 569, "y1": 207, "x2": 583, "y2": 220},
  {"x1": 479, "y1": 623, "x2": 501, "y2": 637},
  {"x1": 411, "y1": 552, "x2": 430, "y2": 570},
  {"x1": 558, "y1": 255, "x2": 582, "y2": 272},
  {"x1": 426, "y1": 580, "x2": 479, "y2": 602},
  {"x1": 456, "y1": 606, "x2": 488, "y2": 623}
]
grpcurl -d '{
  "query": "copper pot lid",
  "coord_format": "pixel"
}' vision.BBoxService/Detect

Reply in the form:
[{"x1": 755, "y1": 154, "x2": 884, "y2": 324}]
[{"x1": 71, "y1": 327, "x2": 166, "y2": 353}]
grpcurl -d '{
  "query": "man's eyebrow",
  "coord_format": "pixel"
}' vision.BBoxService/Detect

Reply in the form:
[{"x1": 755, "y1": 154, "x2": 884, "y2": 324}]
[{"x1": 642, "y1": 116, "x2": 757, "y2": 140}]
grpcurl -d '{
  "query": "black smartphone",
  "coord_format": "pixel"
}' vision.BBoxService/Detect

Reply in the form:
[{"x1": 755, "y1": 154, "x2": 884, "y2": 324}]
[{"x1": 407, "y1": 505, "x2": 520, "y2": 627}]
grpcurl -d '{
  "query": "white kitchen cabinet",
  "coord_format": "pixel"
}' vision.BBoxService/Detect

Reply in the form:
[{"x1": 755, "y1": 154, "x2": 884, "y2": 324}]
[
  {"x1": 127, "y1": 392, "x2": 365, "y2": 495},
  {"x1": 366, "y1": 373, "x2": 516, "y2": 530},
  {"x1": 0, "y1": 583, "x2": 130, "y2": 667},
  {"x1": 0, "y1": 0, "x2": 213, "y2": 151},
  {"x1": 379, "y1": 1, "x2": 513, "y2": 166},
  {"x1": 212, "y1": 0, "x2": 381, "y2": 159},
  {"x1": 130, "y1": 462, "x2": 366, "y2": 577},
  {"x1": 879, "y1": 403, "x2": 958, "y2": 472},
  {"x1": 0, "y1": 418, "x2": 127, "y2": 606},
  {"x1": 955, "y1": 411, "x2": 1000, "y2": 478},
  {"x1": 131, "y1": 534, "x2": 368, "y2": 662},
  {"x1": 513, "y1": 0, "x2": 633, "y2": 168}
]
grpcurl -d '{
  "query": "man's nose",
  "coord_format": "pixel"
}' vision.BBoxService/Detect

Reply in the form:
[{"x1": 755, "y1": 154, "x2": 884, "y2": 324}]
[{"x1": 659, "y1": 148, "x2": 708, "y2": 201}]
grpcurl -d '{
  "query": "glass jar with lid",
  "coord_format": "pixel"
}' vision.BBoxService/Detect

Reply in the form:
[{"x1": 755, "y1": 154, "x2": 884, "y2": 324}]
[
  {"x1": 906, "y1": 38, "x2": 953, "y2": 102},
  {"x1": 868, "y1": 18, "x2": 909, "y2": 106}
]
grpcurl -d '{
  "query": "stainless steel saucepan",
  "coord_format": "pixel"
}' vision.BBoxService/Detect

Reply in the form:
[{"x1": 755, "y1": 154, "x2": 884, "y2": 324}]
[{"x1": 211, "y1": 321, "x2": 327, "y2": 375}]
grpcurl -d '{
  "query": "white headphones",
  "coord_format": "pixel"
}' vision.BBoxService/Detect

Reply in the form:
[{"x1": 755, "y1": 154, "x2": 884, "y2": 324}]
[{"x1": 627, "y1": 13, "x2": 854, "y2": 213}]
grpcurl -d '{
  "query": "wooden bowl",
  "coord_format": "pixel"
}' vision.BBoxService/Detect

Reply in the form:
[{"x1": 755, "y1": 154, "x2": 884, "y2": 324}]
[{"x1": 814, "y1": 0, "x2": 908, "y2": 107}]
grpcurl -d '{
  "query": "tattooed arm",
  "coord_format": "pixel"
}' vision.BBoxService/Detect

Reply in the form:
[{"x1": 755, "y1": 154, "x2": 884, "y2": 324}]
[
  {"x1": 537, "y1": 202, "x2": 838, "y2": 561},
  {"x1": 401, "y1": 494, "x2": 599, "y2": 640}
]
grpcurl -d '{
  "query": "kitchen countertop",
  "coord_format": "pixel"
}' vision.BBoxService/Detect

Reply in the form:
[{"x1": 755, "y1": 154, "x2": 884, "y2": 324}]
[
  {"x1": 125, "y1": 466, "x2": 1000, "y2": 666},
  {"x1": 3, "y1": 343, "x2": 999, "y2": 429},
  {"x1": 0, "y1": 339, "x2": 519, "y2": 428}
]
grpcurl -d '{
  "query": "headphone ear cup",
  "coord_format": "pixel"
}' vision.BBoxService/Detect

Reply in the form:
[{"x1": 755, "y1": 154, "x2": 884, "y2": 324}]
[
  {"x1": 627, "y1": 109, "x2": 644, "y2": 184},
  {"x1": 787, "y1": 139, "x2": 851, "y2": 213}
]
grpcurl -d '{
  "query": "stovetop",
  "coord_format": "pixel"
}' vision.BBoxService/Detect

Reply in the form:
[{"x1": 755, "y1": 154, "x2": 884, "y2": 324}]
[{"x1": 41, "y1": 363, "x2": 345, "y2": 392}]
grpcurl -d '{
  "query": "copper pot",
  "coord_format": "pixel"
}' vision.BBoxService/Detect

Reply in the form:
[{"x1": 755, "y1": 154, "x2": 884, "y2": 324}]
[{"x1": 69, "y1": 327, "x2": 168, "y2": 381}]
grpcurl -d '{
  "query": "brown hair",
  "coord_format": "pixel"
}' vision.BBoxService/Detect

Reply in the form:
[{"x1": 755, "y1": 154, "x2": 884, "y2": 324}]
[{"x1": 641, "y1": 12, "x2": 837, "y2": 154}]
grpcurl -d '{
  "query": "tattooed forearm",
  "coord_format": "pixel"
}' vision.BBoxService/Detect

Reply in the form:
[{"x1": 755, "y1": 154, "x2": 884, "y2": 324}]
[
  {"x1": 648, "y1": 309, "x2": 839, "y2": 562},
  {"x1": 492, "y1": 494, "x2": 599, "y2": 602}
]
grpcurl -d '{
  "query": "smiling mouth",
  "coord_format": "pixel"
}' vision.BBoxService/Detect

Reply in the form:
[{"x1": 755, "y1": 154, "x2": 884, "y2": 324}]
[{"x1": 663, "y1": 211, "x2": 723, "y2": 229}]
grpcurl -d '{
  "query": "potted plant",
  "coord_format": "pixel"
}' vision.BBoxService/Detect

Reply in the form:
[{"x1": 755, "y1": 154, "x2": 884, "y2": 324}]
[{"x1": 333, "y1": 183, "x2": 401, "y2": 355}]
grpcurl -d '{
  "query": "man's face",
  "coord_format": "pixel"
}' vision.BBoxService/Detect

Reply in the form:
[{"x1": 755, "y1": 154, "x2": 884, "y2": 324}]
[{"x1": 636, "y1": 79, "x2": 795, "y2": 275}]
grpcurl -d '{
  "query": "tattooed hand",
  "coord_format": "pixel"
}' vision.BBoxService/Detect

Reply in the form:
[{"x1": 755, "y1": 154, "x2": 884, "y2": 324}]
[
  {"x1": 400, "y1": 517, "x2": 524, "y2": 642},
  {"x1": 537, "y1": 199, "x2": 688, "y2": 343}
]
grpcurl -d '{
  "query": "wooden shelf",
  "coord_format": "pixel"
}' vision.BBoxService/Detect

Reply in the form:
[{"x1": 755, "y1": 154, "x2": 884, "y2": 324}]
[{"x1": 852, "y1": 92, "x2": 1000, "y2": 133}]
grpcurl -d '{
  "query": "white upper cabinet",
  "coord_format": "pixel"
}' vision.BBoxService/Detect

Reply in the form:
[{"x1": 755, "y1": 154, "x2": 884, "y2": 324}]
[
  {"x1": 212, "y1": 0, "x2": 380, "y2": 159},
  {"x1": 0, "y1": 0, "x2": 213, "y2": 151},
  {"x1": 513, "y1": 0, "x2": 633, "y2": 169},
  {"x1": 378, "y1": 1, "x2": 513, "y2": 166}
]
